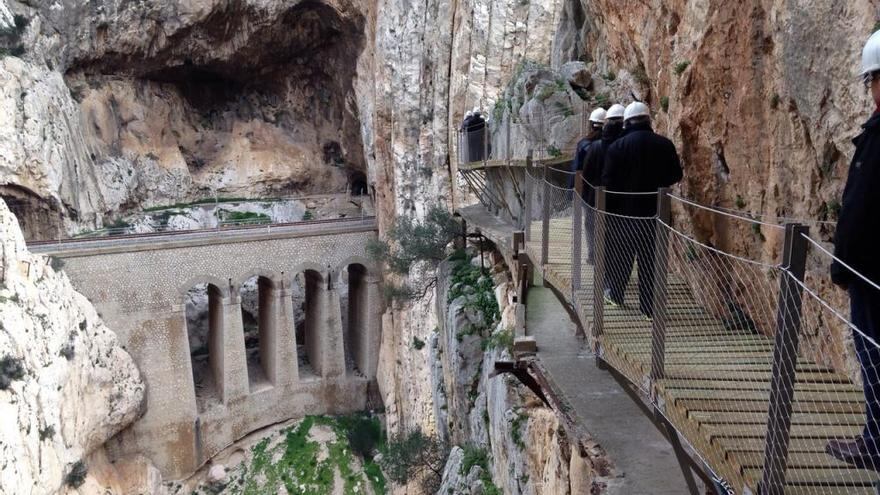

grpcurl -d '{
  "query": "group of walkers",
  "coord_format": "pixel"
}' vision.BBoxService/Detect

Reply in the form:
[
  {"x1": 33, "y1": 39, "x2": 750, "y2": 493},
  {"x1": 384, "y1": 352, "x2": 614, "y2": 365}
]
[
  {"x1": 568, "y1": 29, "x2": 880, "y2": 472},
  {"x1": 571, "y1": 101, "x2": 682, "y2": 321}
]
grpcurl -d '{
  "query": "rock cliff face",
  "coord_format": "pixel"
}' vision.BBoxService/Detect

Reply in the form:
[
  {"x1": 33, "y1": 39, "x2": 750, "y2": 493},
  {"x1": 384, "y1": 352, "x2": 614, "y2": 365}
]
[
  {"x1": 1, "y1": 0, "x2": 369, "y2": 239},
  {"x1": 0, "y1": 198, "x2": 145, "y2": 493}
]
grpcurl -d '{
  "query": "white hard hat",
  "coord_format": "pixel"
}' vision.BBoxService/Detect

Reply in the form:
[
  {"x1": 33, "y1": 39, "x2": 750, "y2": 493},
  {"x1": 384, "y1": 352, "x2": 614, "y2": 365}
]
[
  {"x1": 862, "y1": 31, "x2": 880, "y2": 78},
  {"x1": 606, "y1": 104, "x2": 626, "y2": 120},
  {"x1": 465, "y1": 111, "x2": 473, "y2": 118},
  {"x1": 472, "y1": 106, "x2": 481, "y2": 115},
  {"x1": 589, "y1": 108, "x2": 607, "y2": 124},
  {"x1": 624, "y1": 102, "x2": 650, "y2": 121}
]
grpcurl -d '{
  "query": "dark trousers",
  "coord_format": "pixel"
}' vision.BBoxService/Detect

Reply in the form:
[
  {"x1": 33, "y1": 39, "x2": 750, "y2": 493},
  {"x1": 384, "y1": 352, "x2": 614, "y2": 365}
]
[
  {"x1": 604, "y1": 216, "x2": 656, "y2": 316},
  {"x1": 585, "y1": 208, "x2": 596, "y2": 264},
  {"x1": 851, "y1": 282, "x2": 880, "y2": 445}
]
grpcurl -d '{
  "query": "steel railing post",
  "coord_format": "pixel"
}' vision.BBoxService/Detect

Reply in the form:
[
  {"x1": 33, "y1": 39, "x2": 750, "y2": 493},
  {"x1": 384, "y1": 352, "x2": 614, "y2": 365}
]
[
  {"x1": 523, "y1": 150, "x2": 534, "y2": 236},
  {"x1": 650, "y1": 188, "x2": 672, "y2": 389},
  {"x1": 483, "y1": 122, "x2": 489, "y2": 166},
  {"x1": 572, "y1": 171, "x2": 584, "y2": 296},
  {"x1": 760, "y1": 223, "x2": 809, "y2": 495},
  {"x1": 541, "y1": 163, "x2": 551, "y2": 267},
  {"x1": 592, "y1": 187, "x2": 607, "y2": 352}
]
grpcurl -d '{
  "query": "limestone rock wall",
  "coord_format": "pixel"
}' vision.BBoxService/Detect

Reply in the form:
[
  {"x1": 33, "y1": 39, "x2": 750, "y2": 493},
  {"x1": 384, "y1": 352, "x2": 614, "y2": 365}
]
[
  {"x1": 0, "y1": 198, "x2": 145, "y2": 493},
  {"x1": 429, "y1": 252, "x2": 607, "y2": 495}
]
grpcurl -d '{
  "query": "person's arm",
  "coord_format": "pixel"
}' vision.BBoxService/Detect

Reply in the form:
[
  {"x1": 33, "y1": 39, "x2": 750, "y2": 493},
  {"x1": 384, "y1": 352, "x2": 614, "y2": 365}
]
[
  {"x1": 661, "y1": 140, "x2": 684, "y2": 187},
  {"x1": 602, "y1": 144, "x2": 619, "y2": 189},
  {"x1": 832, "y1": 142, "x2": 880, "y2": 286}
]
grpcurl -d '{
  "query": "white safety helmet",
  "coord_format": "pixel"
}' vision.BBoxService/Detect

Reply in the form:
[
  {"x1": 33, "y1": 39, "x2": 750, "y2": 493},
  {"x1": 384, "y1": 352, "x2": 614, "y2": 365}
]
[
  {"x1": 624, "y1": 101, "x2": 650, "y2": 122},
  {"x1": 472, "y1": 106, "x2": 481, "y2": 115},
  {"x1": 862, "y1": 30, "x2": 880, "y2": 81},
  {"x1": 465, "y1": 111, "x2": 473, "y2": 119},
  {"x1": 589, "y1": 108, "x2": 607, "y2": 124},
  {"x1": 606, "y1": 104, "x2": 626, "y2": 120}
]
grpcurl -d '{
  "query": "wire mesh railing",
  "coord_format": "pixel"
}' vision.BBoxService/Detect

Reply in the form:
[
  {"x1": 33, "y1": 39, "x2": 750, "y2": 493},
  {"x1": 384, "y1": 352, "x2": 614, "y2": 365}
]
[{"x1": 478, "y1": 159, "x2": 880, "y2": 493}]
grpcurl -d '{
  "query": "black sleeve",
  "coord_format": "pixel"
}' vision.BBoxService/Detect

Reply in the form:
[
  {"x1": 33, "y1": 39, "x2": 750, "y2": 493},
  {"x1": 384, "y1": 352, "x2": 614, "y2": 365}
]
[
  {"x1": 832, "y1": 140, "x2": 880, "y2": 285},
  {"x1": 662, "y1": 140, "x2": 683, "y2": 187},
  {"x1": 602, "y1": 143, "x2": 620, "y2": 190}
]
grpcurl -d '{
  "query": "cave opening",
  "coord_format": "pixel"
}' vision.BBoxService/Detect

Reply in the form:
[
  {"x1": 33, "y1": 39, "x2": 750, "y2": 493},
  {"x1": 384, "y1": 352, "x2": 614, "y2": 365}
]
[
  {"x1": 0, "y1": 185, "x2": 64, "y2": 241},
  {"x1": 61, "y1": 0, "x2": 368, "y2": 213}
]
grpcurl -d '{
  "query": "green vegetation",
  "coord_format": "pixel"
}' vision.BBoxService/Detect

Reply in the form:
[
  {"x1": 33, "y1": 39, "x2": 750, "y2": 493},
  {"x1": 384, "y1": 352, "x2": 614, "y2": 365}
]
[
  {"x1": 604, "y1": 71, "x2": 617, "y2": 82},
  {"x1": 673, "y1": 61, "x2": 691, "y2": 76},
  {"x1": 547, "y1": 145, "x2": 563, "y2": 158},
  {"x1": 536, "y1": 84, "x2": 556, "y2": 102},
  {"x1": 632, "y1": 64, "x2": 650, "y2": 87},
  {"x1": 65, "y1": 461, "x2": 88, "y2": 489},
  {"x1": 874, "y1": 20, "x2": 880, "y2": 33},
  {"x1": 509, "y1": 409, "x2": 528, "y2": 450},
  {"x1": 367, "y1": 207, "x2": 460, "y2": 306},
  {"x1": 0, "y1": 15, "x2": 28, "y2": 58},
  {"x1": 492, "y1": 98, "x2": 511, "y2": 123},
  {"x1": 595, "y1": 92, "x2": 610, "y2": 107},
  {"x1": 219, "y1": 210, "x2": 271, "y2": 225},
  {"x1": 0, "y1": 354, "x2": 25, "y2": 390},
  {"x1": 380, "y1": 429, "x2": 447, "y2": 494},
  {"x1": 660, "y1": 96, "x2": 670, "y2": 113},
  {"x1": 302, "y1": 210, "x2": 315, "y2": 221},
  {"x1": 412, "y1": 336, "x2": 426, "y2": 350},
  {"x1": 735, "y1": 195, "x2": 746, "y2": 209},
  {"x1": 770, "y1": 93, "x2": 781, "y2": 110},
  {"x1": 230, "y1": 414, "x2": 386, "y2": 495},
  {"x1": 448, "y1": 256, "x2": 500, "y2": 337},
  {"x1": 554, "y1": 101, "x2": 574, "y2": 118},
  {"x1": 751, "y1": 222, "x2": 766, "y2": 242},
  {"x1": 821, "y1": 199, "x2": 842, "y2": 221},
  {"x1": 459, "y1": 445, "x2": 501, "y2": 495},
  {"x1": 142, "y1": 197, "x2": 255, "y2": 212},
  {"x1": 482, "y1": 328, "x2": 513, "y2": 353}
]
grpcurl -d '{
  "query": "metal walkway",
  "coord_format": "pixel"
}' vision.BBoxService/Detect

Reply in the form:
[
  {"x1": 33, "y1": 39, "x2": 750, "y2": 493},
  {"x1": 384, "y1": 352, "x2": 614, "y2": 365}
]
[{"x1": 458, "y1": 150, "x2": 880, "y2": 495}]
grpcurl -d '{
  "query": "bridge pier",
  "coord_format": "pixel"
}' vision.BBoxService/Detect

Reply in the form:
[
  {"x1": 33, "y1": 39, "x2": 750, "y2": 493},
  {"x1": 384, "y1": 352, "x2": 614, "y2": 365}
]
[
  {"x1": 278, "y1": 284, "x2": 300, "y2": 384},
  {"x1": 221, "y1": 292, "x2": 250, "y2": 403}
]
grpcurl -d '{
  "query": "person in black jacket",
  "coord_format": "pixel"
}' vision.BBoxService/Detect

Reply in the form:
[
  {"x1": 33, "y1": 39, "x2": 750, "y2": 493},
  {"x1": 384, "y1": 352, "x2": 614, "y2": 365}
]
[
  {"x1": 601, "y1": 102, "x2": 683, "y2": 319},
  {"x1": 826, "y1": 31, "x2": 880, "y2": 471},
  {"x1": 570, "y1": 108, "x2": 606, "y2": 187},
  {"x1": 580, "y1": 105, "x2": 624, "y2": 263}
]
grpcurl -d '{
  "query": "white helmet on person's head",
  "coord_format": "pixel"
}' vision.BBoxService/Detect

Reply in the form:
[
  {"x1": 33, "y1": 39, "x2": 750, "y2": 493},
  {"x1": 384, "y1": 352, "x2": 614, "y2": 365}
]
[
  {"x1": 606, "y1": 104, "x2": 626, "y2": 120},
  {"x1": 472, "y1": 106, "x2": 481, "y2": 115},
  {"x1": 465, "y1": 110, "x2": 474, "y2": 118},
  {"x1": 589, "y1": 108, "x2": 607, "y2": 124},
  {"x1": 861, "y1": 30, "x2": 880, "y2": 80},
  {"x1": 624, "y1": 101, "x2": 650, "y2": 122}
]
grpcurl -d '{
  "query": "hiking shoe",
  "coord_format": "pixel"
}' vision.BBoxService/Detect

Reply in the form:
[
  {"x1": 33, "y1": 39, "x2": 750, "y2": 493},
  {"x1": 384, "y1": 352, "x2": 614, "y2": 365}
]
[{"x1": 826, "y1": 436, "x2": 880, "y2": 472}]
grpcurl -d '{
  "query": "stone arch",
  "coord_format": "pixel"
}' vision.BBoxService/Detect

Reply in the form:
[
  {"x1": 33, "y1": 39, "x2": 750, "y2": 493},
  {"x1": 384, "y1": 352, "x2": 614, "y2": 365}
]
[
  {"x1": 233, "y1": 269, "x2": 284, "y2": 291},
  {"x1": 287, "y1": 262, "x2": 327, "y2": 286},
  {"x1": 333, "y1": 256, "x2": 377, "y2": 279},
  {"x1": 179, "y1": 275, "x2": 231, "y2": 300},
  {"x1": 183, "y1": 282, "x2": 226, "y2": 412},
  {"x1": 237, "y1": 272, "x2": 280, "y2": 390}
]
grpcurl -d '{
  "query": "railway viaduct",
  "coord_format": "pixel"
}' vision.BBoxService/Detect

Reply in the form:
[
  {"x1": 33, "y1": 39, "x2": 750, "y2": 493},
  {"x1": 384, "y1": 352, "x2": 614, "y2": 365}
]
[{"x1": 31, "y1": 218, "x2": 382, "y2": 478}]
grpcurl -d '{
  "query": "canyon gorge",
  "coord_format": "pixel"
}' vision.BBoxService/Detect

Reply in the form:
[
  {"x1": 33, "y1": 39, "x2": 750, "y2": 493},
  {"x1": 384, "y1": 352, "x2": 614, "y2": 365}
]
[{"x1": 1, "y1": 0, "x2": 879, "y2": 493}]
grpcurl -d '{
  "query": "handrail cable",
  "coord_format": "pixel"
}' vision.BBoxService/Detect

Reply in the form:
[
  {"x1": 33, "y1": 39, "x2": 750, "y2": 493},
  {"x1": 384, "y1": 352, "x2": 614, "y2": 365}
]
[
  {"x1": 669, "y1": 193, "x2": 786, "y2": 230},
  {"x1": 790, "y1": 272, "x2": 880, "y2": 348},
  {"x1": 800, "y1": 232, "x2": 880, "y2": 292},
  {"x1": 660, "y1": 220, "x2": 781, "y2": 269}
]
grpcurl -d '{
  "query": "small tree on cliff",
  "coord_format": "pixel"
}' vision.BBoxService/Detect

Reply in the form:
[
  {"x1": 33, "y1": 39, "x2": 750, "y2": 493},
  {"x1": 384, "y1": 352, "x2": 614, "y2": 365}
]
[
  {"x1": 367, "y1": 205, "x2": 461, "y2": 305},
  {"x1": 380, "y1": 430, "x2": 449, "y2": 493}
]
